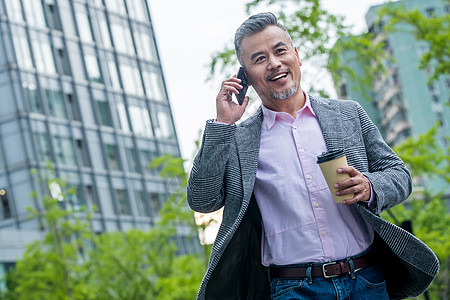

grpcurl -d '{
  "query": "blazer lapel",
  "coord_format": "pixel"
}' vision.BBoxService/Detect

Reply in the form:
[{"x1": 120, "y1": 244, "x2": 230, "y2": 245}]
[
  {"x1": 310, "y1": 95, "x2": 344, "y2": 151},
  {"x1": 235, "y1": 108, "x2": 263, "y2": 205}
]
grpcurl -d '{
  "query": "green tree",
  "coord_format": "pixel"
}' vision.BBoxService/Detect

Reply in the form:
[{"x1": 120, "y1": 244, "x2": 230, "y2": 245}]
[
  {"x1": 327, "y1": 33, "x2": 389, "y2": 101},
  {"x1": 381, "y1": 125, "x2": 450, "y2": 300},
  {"x1": 3, "y1": 157, "x2": 205, "y2": 300},
  {"x1": 378, "y1": 0, "x2": 450, "y2": 83},
  {"x1": 328, "y1": 0, "x2": 450, "y2": 99},
  {"x1": 4, "y1": 162, "x2": 91, "y2": 300}
]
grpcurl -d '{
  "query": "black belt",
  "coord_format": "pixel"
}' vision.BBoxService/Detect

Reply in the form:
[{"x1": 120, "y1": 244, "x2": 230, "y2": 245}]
[{"x1": 269, "y1": 254, "x2": 374, "y2": 279}]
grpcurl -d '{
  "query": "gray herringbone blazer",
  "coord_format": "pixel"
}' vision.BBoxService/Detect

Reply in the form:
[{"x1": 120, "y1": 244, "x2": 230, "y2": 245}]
[{"x1": 187, "y1": 96, "x2": 439, "y2": 300}]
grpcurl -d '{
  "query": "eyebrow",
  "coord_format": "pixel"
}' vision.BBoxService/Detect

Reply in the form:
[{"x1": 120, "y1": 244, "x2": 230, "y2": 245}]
[{"x1": 250, "y1": 41, "x2": 288, "y2": 61}]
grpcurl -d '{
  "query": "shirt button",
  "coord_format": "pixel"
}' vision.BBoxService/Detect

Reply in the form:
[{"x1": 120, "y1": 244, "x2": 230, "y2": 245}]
[
  {"x1": 306, "y1": 175, "x2": 312, "y2": 180},
  {"x1": 322, "y1": 231, "x2": 327, "y2": 236},
  {"x1": 315, "y1": 202, "x2": 320, "y2": 208},
  {"x1": 299, "y1": 149, "x2": 305, "y2": 154}
]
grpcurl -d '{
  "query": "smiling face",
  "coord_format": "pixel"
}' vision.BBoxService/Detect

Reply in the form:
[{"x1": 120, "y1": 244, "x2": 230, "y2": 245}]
[{"x1": 240, "y1": 25, "x2": 303, "y2": 110}]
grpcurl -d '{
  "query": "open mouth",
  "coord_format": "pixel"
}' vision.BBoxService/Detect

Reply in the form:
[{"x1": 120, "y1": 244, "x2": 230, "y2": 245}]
[{"x1": 269, "y1": 72, "x2": 288, "y2": 81}]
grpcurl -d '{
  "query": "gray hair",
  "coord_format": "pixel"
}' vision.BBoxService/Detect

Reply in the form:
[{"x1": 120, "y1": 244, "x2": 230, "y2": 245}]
[{"x1": 234, "y1": 12, "x2": 292, "y2": 67}]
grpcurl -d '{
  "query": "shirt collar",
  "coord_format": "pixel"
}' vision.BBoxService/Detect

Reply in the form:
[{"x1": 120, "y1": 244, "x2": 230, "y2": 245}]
[{"x1": 262, "y1": 92, "x2": 316, "y2": 130}]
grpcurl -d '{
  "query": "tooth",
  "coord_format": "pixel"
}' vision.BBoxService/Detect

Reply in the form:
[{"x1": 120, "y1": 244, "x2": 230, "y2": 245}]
[{"x1": 273, "y1": 74, "x2": 285, "y2": 80}]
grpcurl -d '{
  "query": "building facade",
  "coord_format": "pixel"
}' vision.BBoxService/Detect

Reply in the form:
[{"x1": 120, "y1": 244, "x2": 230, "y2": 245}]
[
  {"x1": 333, "y1": 0, "x2": 450, "y2": 196},
  {"x1": 0, "y1": 0, "x2": 197, "y2": 276}
]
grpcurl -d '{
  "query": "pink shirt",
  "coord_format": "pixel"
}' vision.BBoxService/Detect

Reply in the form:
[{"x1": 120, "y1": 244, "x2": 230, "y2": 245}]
[{"x1": 254, "y1": 93, "x2": 374, "y2": 266}]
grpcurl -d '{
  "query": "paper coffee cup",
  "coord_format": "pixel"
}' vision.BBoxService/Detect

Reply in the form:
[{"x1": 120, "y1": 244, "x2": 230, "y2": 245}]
[{"x1": 317, "y1": 149, "x2": 354, "y2": 203}]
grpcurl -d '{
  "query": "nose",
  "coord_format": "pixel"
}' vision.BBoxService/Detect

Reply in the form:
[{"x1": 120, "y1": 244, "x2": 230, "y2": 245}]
[{"x1": 267, "y1": 54, "x2": 281, "y2": 70}]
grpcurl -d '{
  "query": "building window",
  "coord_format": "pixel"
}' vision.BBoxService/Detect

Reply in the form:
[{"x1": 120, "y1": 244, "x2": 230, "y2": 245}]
[
  {"x1": 4, "y1": 0, "x2": 24, "y2": 22},
  {"x1": 85, "y1": 55, "x2": 103, "y2": 83},
  {"x1": 125, "y1": 0, "x2": 147, "y2": 21},
  {"x1": 0, "y1": 188, "x2": 12, "y2": 220},
  {"x1": 437, "y1": 112, "x2": 446, "y2": 128},
  {"x1": 152, "y1": 110, "x2": 175, "y2": 139},
  {"x1": 0, "y1": 145, "x2": 4, "y2": 171},
  {"x1": 444, "y1": 5, "x2": 450, "y2": 14},
  {"x1": 140, "y1": 150, "x2": 158, "y2": 175},
  {"x1": 56, "y1": 49, "x2": 72, "y2": 76},
  {"x1": 75, "y1": 139, "x2": 91, "y2": 167},
  {"x1": 427, "y1": 82, "x2": 438, "y2": 95},
  {"x1": 67, "y1": 94, "x2": 81, "y2": 121},
  {"x1": 114, "y1": 189, "x2": 130, "y2": 215},
  {"x1": 107, "y1": 60, "x2": 121, "y2": 89},
  {"x1": 32, "y1": 40, "x2": 57, "y2": 75},
  {"x1": 426, "y1": 8, "x2": 435, "y2": 18},
  {"x1": 76, "y1": 11, "x2": 94, "y2": 42},
  {"x1": 90, "y1": 0, "x2": 104, "y2": 6},
  {"x1": 105, "y1": 0, "x2": 126, "y2": 15},
  {"x1": 34, "y1": 133, "x2": 52, "y2": 161},
  {"x1": 142, "y1": 70, "x2": 166, "y2": 101},
  {"x1": 46, "y1": 3, "x2": 63, "y2": 31},
  {"x1": 54, "y1": 137, "x2": 77, "y2": 166},
  {"x1": 129, "y1": 105, "x2": 152, "y2": 137},
  {"x1": 85, "y1": 185, "x2": 100, "y2": 213},
  {"x1": 150, "y1": 192, "x2": 161, "y2": 216},
  {"x1": 119, "y1": 64, "x2": 143, "y2": 96},
  {"x1": 134, "y1": 31, "x2": 157, "y2": 62},
  {"x1": 46, "y1": 89, "x2": 67, "y2": 119},
  {"x1": 96, "y1": 101, "x2": 113, "y2": 127},
  {"x1": 125, "y1": 148, "x2": 139, "y2": 172},
  {"x1": 67, "y1": 185, "x2": 86, "y2": 212},
  {"x1": 339, "y1": 83, "x2": 347, "y2": 98},
  {"x1": 98, "y1": 18, "x2": 112, "y2": 48},
  {"x1": 12, "y1": 35, "x2": 33, "y2": 70},
  {"x1": 24, "y1": 0, "x2": 47, "y2": 27},
  {"x1": 106, "y1": 145, "x2": 122, "y2": 171},
  {"x1": 116, "y1": 103, "x2": 130, "y2": 132},
  {"x1": 135, "y1": 191, "x2": 150, "y2": 217},
  {"x1": 111, "y1": 23, "x2": 134, "y2": 55},
  {"x1": 23, "y1": 83, "x2": 41, "y2": 113}
]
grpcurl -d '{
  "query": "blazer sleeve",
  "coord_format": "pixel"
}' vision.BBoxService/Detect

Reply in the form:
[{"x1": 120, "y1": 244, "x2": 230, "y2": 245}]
[
  {"x1": 187, "y1": 120, "x2": 237, "y2": 213},
  {"x1": 357, "y1": 104, "x2": 413, "y2": 215}
]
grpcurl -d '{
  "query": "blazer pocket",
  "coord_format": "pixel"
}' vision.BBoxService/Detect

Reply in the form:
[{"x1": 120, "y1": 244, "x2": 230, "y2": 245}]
[{"x1": 342, "y1": 123, "x2": 363, "y2": 147}]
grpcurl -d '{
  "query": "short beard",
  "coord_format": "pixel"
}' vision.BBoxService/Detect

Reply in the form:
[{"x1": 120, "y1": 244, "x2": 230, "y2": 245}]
[{"x1": 270, "y1": 84, "x2": 298, "y2": 100}]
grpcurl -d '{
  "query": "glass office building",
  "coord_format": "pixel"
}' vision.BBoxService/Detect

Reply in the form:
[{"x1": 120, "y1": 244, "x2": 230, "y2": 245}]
[
  {"x1": 332, "y1": 0, "x2": 450, "y2": 196},
  {"x1": 0, "y1": 0, "x2": 197, "y2": 273}
]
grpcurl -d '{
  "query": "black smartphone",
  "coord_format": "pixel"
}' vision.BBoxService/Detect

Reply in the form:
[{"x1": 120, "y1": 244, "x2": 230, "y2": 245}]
[{"x1": 236, "y1": 67, "x2": 248, "y2": 105}]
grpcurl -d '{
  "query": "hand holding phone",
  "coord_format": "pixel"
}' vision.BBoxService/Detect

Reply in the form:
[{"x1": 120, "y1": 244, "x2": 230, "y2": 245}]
[{"x1": 236, "y1": 67, "x2": 248, "y2": 105}]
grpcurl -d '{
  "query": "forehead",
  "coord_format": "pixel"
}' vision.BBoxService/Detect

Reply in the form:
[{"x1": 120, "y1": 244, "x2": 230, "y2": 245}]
[{"x1": 240, "y1": 26, "x2": 291, "y2": 56}]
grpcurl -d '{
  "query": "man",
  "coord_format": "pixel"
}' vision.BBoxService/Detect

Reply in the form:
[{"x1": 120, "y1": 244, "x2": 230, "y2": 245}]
[{"x1": 187, "y1": 12, "x2": 438, "y2": 299}]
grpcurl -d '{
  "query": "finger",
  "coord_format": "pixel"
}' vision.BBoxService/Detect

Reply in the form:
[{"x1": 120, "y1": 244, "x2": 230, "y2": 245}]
[
  {"x1": 337, "y1": 182, "x2": 371, "y2": 204},
  {"x1": 341, "y1": 197, "x2": 359, "y2": 205},
  {"x1": 335, "y1": 184, "x2": 361, "y2": 196},
  {"x1": 334, "y1": 175, "x2": 359, "y2": 190},
  {"x1": 218, "y1": 85, "x2": 240, "y2": 102},
  {"x1": 222, "y1": 76, "x2": 243, "y2": 87},
  {"x1": 341, "y1": 188, "x2": 370, "y2": 205},
  {"x1": 337, "y1": 166, "x2": 359, "y2": 177}
]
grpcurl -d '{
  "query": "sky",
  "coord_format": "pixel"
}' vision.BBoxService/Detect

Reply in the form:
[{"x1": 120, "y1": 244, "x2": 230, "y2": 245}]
[{"x1": 147, "y1": 0, "x2": 385, "y2": 163}]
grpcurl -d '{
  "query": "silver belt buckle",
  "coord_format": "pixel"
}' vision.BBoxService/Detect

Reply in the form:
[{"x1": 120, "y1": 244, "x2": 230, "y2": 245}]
[{"x1": 322, "y1": 262, "x2": 338, "y2": 279}]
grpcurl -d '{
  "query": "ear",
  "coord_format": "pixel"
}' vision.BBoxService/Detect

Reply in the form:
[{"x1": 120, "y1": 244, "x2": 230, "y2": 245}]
[
  {"x1": 244, "y1": 70, "x2": 253, "y2": 86},
  {"x1": 294, "y1": 47, "x2": 302, "y2": 66}
]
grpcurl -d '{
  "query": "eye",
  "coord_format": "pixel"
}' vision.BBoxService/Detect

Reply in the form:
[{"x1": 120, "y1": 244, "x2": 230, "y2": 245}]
[
  {"x1": 276, "y1": 48, "x2": 287, "y2": 54},
  {"x1": 255, "y1": 56, "x2": 266, "y2": 63}
]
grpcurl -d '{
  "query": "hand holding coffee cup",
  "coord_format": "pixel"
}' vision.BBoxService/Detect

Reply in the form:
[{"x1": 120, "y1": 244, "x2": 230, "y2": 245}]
[{"x1": 317, "y1": 149, "x2": 354, "y2": 203}]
